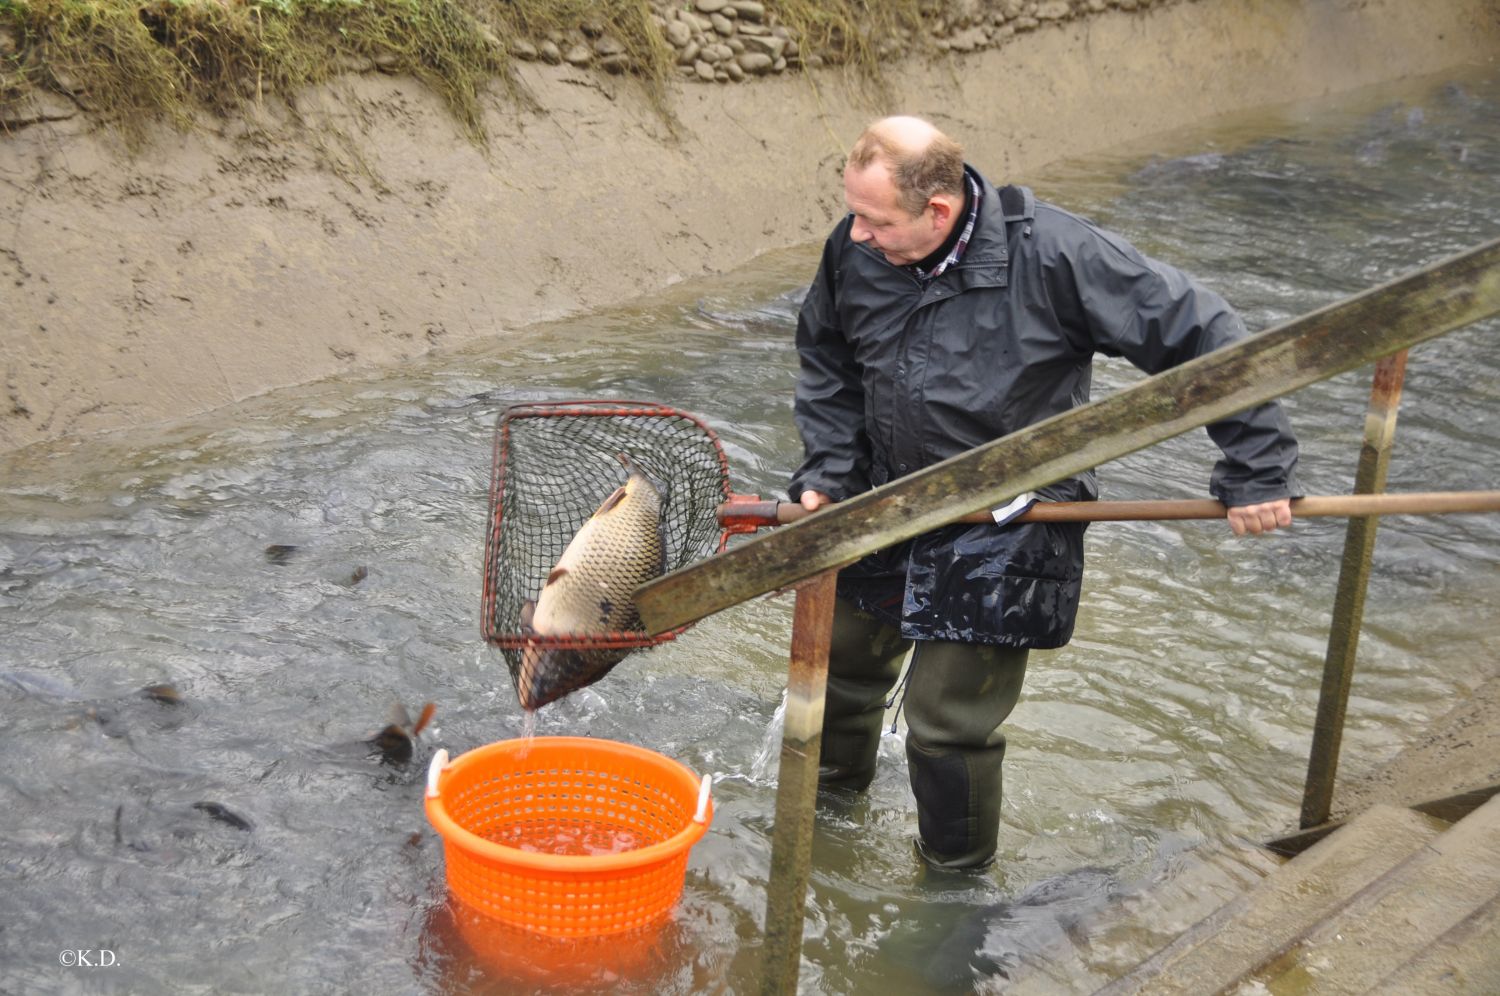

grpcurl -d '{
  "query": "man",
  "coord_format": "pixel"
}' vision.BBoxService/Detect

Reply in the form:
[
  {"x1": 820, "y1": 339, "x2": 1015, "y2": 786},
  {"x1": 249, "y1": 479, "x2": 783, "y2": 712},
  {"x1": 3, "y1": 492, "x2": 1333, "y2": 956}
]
[{"x1": 790, "y1": 116, "x2": 1300, "y2": 871}]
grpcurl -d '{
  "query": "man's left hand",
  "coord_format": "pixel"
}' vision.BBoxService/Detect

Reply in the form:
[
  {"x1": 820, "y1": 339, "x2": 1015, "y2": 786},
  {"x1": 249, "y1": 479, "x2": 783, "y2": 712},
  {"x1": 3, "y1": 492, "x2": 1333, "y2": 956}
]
[{"x1": 1227, "y1": 498, "x2": 1293, "y2": 536}]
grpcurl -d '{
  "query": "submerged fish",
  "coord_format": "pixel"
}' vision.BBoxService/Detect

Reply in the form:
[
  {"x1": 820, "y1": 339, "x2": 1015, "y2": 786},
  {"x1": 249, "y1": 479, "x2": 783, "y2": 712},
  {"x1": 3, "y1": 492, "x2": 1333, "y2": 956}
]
[
  {"x1": 139, "y1": 683, "x2": 184, "y2": 706},
  {"x1": 369, "y1": 701, "x2": 437, "y2": 764},
  {"x1": 884, "y1": 866, "x2": 1119, "y2": 991},
  {"x1": 193, "y1": 801, "x2": 253, "y2": 832},
  {"x1": 514, "y1": 453, "x2": 667, "y2": 711}
]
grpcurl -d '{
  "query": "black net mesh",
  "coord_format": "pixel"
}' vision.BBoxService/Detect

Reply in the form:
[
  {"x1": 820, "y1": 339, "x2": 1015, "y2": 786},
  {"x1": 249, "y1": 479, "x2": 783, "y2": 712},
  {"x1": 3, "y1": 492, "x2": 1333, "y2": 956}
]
[{"x1": 482, "y1": 401, "x2": 731, "y2": 670}]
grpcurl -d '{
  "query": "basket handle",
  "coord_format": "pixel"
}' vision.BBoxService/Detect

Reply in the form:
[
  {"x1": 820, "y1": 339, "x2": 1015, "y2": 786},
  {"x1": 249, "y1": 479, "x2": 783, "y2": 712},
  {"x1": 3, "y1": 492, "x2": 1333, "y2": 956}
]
[
  {"x1": 425, "y1": 748, "x2": 450, "y2": 799},
  {"x1": 694, "y1": 773, "x2": 713, "y2": 824}
]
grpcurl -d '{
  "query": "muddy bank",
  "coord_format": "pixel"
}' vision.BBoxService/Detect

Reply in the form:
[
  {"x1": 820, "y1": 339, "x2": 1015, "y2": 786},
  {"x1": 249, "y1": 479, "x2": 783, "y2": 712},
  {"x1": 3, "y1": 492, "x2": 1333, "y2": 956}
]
[
  {"x1": 1332, "y1": 670, "x2": 1500, "y2": 822},
  {"x1": 2, "y1": 0, "x2": 1498, "y2": 455}
]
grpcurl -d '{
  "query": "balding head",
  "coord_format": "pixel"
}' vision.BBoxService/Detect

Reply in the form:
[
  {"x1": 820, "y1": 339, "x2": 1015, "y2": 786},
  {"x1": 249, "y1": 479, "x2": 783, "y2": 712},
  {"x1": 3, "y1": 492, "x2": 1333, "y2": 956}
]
[{"x1": 846, "y1": 116, "x2": 965, "y2": 217}]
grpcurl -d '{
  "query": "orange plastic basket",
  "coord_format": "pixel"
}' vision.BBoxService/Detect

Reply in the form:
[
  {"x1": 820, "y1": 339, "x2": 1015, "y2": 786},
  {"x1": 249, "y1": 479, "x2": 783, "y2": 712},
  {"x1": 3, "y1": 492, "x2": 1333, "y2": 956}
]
[{"x1": 424, "y1": 736, "x2": 714, "y2": 939}]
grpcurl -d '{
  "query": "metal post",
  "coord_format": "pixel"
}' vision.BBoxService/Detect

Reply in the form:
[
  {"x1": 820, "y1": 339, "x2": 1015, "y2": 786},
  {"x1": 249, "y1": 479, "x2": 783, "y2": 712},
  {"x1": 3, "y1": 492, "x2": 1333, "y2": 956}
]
[
  {"x1": 1300, "y1": 350, "x2": 1409, "y2": 828},
  {"x1": 761, "y1": 569, "x2": 837, "y2": 995}
]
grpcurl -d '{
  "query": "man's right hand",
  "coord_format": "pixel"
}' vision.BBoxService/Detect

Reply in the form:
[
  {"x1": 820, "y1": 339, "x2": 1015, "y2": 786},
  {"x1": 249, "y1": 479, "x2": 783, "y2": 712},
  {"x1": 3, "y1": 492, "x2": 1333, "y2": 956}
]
[{"x1": 800, "y1": 490, "x2": 834, "y2": 511}]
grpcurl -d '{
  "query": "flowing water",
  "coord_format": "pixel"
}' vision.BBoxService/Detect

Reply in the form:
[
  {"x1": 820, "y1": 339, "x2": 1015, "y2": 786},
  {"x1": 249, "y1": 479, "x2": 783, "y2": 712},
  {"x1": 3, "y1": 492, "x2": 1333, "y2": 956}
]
[{"x1": 3, "y1": 64, "x2": 1499, "y2": 995}]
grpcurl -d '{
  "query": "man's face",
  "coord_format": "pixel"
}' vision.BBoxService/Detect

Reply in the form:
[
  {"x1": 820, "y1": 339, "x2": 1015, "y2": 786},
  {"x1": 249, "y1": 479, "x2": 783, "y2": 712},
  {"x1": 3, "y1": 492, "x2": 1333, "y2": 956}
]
[{"x1": 843, "y1": 160, "x2": 945, "y2": 266}]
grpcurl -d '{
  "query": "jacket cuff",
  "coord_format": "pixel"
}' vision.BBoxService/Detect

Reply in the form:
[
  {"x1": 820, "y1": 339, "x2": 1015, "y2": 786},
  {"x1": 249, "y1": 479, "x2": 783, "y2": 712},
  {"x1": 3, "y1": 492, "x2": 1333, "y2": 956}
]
[
  {"x1": 1211, "y1": 472, "x2": 1303, "y2": 507},
  {"x1": 789, "y1": 475, "x2": 853, "y2": 503}
]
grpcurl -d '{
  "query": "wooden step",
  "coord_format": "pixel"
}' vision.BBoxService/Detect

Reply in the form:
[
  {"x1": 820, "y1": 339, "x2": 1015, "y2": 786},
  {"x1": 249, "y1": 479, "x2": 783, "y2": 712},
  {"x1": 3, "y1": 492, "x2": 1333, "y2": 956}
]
[
  {"x1": 1095, "y1": 803, "x2": 1444, "y2": 995},
  {"x1": 1366, "y1": 891, "x2": 1500, "y2": 994},
  {"x1": 1003, "y1": 837, "x2": 1285, "y2": 994},
  {"x1": 1247, "y1": 794, "x2": 1500, "y2": 993}
]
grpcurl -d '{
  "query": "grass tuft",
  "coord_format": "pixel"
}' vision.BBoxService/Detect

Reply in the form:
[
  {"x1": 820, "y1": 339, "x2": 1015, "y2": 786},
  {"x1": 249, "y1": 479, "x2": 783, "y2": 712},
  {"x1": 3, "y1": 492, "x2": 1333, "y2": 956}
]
[
  {"x1": 2, "y1": 0, "x2": 515, "y2": 146},
  {"x1": 0, "y1": 0, "x2": 965, "y2": 147}
]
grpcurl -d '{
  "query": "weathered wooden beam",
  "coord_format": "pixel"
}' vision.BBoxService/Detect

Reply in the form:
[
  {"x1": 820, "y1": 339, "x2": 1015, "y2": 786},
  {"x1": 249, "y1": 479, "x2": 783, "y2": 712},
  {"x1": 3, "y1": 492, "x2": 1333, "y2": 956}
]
[
  {"x1": 760, "y1": 570, "x2": 837, "y2": 996},
  {"x1": 1267, "y1": 783, "x2": 1500, "y2": 858},
  {"x1": 637, "y1": 237, "x2": 1500, "y2": 635},
  {"x1": 1300, "y1": 351, "x2": 1408, "y2": 829}
]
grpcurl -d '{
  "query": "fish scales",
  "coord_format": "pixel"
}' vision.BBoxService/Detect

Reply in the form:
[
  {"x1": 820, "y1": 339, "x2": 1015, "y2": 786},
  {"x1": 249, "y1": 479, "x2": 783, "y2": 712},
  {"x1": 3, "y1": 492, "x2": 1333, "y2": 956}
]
[{"x1": 514, "y1": 454, "x2": 667, "y2": 710}]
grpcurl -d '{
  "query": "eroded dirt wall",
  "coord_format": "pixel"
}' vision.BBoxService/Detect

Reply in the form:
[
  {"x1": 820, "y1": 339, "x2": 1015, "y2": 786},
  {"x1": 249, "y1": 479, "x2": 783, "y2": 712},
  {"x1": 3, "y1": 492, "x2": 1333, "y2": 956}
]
[{"x1": 2, "y1": 0, "x2": 1497, "y2": 453}]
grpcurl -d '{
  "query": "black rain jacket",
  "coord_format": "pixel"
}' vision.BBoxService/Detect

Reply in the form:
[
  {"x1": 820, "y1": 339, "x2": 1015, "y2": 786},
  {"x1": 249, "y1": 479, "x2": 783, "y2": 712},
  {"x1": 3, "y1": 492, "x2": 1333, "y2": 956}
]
[{"x1": 789, "y1": 167, "x2": 1301, "y2": 648}]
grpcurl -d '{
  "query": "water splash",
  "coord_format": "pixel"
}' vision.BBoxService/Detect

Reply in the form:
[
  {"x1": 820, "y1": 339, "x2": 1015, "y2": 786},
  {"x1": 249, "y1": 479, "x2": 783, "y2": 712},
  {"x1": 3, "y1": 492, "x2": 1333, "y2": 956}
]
[{"x1": 749, "y1": 689, "x2": 787, "y2": 784}]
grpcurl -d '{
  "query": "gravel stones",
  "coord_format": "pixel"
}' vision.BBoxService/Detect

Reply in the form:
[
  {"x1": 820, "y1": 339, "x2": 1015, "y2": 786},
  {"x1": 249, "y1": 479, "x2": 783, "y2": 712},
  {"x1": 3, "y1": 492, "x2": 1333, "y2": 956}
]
[
  {"x1": 648, "y1": 0, "x2": 796, "y2": 83},
  {"x1": 503, "y1": 1, "x2": 1176, "y2": 85},
  {"x1": 741, "y1": 34, "x2": 787, "y2": 59},
  {"x1": 728, "y1": 2, "x2": 766, "y2": 22},
  {"x1": 736, "y1": 52, "x2": 774, "y2": 75}
]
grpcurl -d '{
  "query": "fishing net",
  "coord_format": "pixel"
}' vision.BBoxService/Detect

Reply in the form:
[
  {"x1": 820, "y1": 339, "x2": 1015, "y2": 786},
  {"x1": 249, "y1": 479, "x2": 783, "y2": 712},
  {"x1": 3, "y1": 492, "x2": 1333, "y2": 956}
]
[{"x1": 482, "y1": 401, "x2": 733, "y2": 680}]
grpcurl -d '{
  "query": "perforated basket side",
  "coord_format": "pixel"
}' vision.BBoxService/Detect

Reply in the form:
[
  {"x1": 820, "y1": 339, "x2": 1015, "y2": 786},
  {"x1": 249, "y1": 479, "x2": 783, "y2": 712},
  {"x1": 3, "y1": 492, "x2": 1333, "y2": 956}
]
[
  {"x1": 443, "y1": 841, "x2": 693, "y2": 936},
  {"x1": 426, "y1": 738, "x2": 711, "y2": 938}
]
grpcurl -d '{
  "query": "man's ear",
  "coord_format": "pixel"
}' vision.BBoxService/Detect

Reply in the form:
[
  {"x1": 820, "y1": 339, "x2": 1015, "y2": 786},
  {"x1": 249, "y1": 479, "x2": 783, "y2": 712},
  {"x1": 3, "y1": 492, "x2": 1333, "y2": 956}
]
[{"x1": 928, "y1": 193, "x2": 958, "y2": 229}]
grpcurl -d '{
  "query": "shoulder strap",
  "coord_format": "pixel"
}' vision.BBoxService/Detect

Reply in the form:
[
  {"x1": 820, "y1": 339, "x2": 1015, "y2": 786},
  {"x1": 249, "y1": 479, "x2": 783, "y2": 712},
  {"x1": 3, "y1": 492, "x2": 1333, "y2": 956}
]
[{"x1": 999, "y1": 184, "x2": 1034, "y2": 222}]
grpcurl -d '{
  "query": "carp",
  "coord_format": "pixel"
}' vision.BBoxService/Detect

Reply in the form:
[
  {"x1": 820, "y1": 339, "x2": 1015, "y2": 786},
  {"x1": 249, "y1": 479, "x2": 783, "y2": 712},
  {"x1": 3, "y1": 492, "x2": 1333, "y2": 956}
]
[
  {"x1": 514, "y1": 453, "x2": 668, "y2": 711},
  {"x1": 369, "y1": 701, "x2": 437, "y2": 764}
]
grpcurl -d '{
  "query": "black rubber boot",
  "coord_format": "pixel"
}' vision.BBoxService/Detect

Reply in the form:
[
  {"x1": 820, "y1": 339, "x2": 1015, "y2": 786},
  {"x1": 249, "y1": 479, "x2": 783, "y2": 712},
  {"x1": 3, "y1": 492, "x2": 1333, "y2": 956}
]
[
  {"x1": 901, "y1": 640, "x2": 1029, "y2": 871},
  {"x1": 818, "y1": 700, "x2": 888, "y2": 791},
  {"x1": 906, "y1": 736, "x2": 1005, "y2": 870},
  {"x1": 817, "y1": 600, "x2": 909, "y2": 792}
]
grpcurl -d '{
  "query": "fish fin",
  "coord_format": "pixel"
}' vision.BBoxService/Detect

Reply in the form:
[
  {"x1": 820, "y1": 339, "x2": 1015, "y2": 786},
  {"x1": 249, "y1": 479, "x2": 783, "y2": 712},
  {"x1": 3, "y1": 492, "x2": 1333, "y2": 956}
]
[
  {"x1": 545, "y1": 566, "x2": 569, "y2": 586},
  {"x1": 619, "y1": 451, "x2": 670, "y2": 504},
  {"x1": 519, "y1": 599, "x2": 536, "y2": 631},
  {"x1": 411, "y1": 702, "x2": 437, "y2": 736},
  {"x1": 594, "y1": 486, "x2": 627, "y2": 516},
  {"x1": 389, "y1": 702, "x2": 412, "y2": 728}
]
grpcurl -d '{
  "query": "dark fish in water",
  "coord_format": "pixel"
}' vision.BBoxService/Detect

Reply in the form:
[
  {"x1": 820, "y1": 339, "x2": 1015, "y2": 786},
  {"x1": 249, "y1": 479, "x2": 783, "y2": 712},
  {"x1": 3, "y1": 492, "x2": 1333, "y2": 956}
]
[
  {"x1": 897, "y1": 866, "x2": 1118, "y2": 991},
  {"x1": 193, "y1": 801, "x2": 253, "y2": 831},
  {"x1": 139, "y1": 683, "x2": 183, "y2": 706},
  {"x1": 264, "y1": 544, "x2": 298, "y2": 565},
  {"x1": 369, "y1": 702, "x2": 436, "y2": 764},
  {"x1": 514, "y1": 453, "x2": 667, "y2": 711}
]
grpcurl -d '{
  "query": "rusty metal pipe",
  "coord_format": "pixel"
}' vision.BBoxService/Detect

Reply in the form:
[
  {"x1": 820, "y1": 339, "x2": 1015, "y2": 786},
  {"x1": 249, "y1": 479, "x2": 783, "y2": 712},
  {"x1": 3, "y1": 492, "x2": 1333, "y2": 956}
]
[{"x1": 718, "y1": 490, "x2": 1500, "y2": 531}]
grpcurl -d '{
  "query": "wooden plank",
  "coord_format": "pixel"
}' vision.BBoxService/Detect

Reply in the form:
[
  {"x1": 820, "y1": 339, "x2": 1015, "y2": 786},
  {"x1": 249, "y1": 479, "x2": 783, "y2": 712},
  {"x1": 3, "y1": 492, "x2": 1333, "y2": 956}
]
[
  {"x1": 1300, "y1": 351, "x2": 1408, "y2": 828},
  {"x1": 1265, "y1": 783, "x2": 1500, "y2": 857},
  {"x1": 1101, "y1": 805, "x2": 1443, "y2": 995},
  {"x1": 1369, "y1": 893, "x2": 1500, "y2": 995},
  {"x1": 1252, "y1": 795, "x2": 1500, "y2": 993},
  {"x1": 638, "y1": 237, "x2": 1500, "y2": 635},
  {"x1": 760, "y1": 570, "x2": 837, "y2": 996}
]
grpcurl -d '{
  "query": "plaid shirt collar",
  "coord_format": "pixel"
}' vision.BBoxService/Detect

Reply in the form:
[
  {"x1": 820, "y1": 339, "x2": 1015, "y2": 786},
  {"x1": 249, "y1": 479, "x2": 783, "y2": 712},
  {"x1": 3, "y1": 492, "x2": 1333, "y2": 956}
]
[{"x1": 909, "y1": 171, "x2": 982, "y2": 283}]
